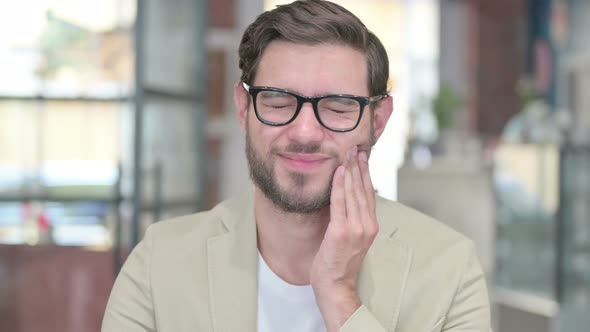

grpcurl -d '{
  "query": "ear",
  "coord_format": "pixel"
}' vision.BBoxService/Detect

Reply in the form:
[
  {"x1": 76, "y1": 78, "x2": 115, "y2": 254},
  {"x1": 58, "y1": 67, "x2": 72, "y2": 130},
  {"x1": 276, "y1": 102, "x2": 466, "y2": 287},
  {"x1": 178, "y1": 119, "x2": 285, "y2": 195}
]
[
  {"x1": 372, "y1": 95, "x2": 393, "y2": 141},
  {"x1": 234, "y1": 82, "x2": 249, "y2": 133}
]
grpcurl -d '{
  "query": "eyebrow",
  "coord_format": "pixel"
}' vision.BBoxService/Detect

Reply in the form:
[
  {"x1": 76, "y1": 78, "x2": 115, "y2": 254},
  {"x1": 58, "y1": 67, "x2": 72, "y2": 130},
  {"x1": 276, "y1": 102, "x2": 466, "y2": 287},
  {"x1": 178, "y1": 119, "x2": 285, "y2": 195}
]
[
  {"x1": 259, "y1": 90, "x2": 292, "y2": 97},
  {"x1": 255, "y1": 84, "x2": 362, "y2": 98}
]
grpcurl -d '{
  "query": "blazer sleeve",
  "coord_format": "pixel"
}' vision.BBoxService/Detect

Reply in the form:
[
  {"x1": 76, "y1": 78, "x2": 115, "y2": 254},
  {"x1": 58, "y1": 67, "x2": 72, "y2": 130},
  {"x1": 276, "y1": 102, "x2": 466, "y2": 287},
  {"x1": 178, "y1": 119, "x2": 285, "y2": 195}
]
[
  {"x1": 338, "y1": 304, "x2": 387, "y2": 332},
  {"x1": 102, "y1": 227, "x2": 156, "y2": 332},
  {"x1": 442, "y1": 243, "x2": 492, "y2": 331}
]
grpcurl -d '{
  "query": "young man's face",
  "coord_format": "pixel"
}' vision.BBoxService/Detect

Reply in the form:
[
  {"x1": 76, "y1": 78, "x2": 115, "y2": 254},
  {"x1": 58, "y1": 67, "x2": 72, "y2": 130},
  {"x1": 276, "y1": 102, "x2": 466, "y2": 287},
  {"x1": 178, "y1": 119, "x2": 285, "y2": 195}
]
[{"x1": 236, "y1": 41, "x2": 392, "y2": 213}]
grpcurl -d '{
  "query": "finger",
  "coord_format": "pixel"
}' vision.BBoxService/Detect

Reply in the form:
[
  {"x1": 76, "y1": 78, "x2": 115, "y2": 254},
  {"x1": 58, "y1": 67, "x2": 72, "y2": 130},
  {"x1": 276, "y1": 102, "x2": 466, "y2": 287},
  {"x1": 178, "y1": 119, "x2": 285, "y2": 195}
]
[
  {"x1": 358, "y1": 151, "x2": 374, "y2": 195},
  {"x1": 344, "y1": 158, "x2": 360, "y2": 225},
  {"x1": 330, "y1": 165, "x2": 346, "y2": 223},
  {"x1": 358, "y1": 151, "x2": 376, "y2": 220},
  {"x1": 350, "y1": 150, "x2": 369, "y2": 224},
  {"x1": 352, "y1": 149, "x2": 377, "y2": 243}
]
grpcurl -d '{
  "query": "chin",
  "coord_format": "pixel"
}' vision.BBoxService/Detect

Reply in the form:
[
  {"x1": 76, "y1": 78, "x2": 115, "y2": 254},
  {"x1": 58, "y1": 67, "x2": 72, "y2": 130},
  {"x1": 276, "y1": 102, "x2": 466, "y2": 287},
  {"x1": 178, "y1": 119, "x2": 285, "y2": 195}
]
[{"x1": 283, "y1": 177, "x2": 331, "y2": 199}]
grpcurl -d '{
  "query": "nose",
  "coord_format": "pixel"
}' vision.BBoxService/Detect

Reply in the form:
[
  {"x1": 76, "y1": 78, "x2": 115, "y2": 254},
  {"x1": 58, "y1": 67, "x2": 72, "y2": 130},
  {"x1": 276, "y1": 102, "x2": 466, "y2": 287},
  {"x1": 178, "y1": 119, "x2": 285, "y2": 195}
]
[{"x1": 286, "y1": 102, "x2": 325, "y2": 143}]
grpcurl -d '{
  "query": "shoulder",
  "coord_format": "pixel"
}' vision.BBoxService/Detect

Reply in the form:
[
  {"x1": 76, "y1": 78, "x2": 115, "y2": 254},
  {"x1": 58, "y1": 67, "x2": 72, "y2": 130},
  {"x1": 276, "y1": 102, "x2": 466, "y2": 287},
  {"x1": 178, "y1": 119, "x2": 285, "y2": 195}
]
[
  {"x1": 375, "y1": 195, "x2": 475, "y2": 261},
  {"x1": 376, "y1": 195, "x2": 468, "y2": 242},
  {"x1": 143, "y1": 192, "x2": 253, "y2": 246}
]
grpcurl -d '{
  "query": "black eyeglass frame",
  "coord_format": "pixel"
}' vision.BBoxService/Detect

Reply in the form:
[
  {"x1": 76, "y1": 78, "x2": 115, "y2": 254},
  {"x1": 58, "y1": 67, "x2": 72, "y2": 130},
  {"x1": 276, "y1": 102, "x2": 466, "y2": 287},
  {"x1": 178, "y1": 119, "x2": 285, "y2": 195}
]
[{"x1": 242, "y1": 82, "x2": 388, "y2": 132}]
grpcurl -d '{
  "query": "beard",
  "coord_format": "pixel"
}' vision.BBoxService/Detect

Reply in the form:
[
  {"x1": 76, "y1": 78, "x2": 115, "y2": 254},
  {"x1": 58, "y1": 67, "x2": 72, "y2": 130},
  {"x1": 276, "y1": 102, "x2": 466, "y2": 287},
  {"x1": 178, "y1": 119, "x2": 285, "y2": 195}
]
[
  {"x1": 246, "y1": 133, "x2": 335, "y2": 214},
  {"x1": 245, "y1": 116, "x2": 376, "y2": 215}
]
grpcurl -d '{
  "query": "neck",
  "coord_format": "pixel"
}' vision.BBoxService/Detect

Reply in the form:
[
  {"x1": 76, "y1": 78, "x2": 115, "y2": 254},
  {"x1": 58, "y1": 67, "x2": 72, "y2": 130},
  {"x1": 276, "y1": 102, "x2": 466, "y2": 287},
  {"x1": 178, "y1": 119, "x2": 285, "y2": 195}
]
[{"x1": 254, "y1": 188, "x2": 329, "y2": 285}]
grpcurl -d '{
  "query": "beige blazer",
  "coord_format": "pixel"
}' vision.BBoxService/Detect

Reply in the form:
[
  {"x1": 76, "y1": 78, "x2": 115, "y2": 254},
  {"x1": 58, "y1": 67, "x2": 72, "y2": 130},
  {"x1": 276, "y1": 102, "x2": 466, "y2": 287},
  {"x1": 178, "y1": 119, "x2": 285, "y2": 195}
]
[{"x1": 102, "y1": 193, "x2": 491, "y2": 332}]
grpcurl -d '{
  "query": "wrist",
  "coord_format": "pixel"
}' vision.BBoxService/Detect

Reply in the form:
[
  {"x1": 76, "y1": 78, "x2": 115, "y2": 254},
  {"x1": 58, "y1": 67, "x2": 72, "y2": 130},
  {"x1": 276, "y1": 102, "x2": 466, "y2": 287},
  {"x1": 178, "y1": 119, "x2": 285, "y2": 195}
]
[{"x1": 313, "y1": 284, "x2": 361, "y2": 332}]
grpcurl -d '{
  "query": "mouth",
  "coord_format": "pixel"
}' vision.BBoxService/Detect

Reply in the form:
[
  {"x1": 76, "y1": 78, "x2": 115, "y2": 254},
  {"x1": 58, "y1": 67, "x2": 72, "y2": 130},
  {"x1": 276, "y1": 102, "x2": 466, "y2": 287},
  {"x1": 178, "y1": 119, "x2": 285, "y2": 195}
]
[{"x1": 277, "y1": 152, "x2": 332, "y2": 172}]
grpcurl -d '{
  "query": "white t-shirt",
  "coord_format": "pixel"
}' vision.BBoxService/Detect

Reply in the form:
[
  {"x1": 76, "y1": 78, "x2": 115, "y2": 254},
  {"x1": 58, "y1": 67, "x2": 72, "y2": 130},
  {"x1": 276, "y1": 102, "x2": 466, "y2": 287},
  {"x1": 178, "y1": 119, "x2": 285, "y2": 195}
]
[{"x1": 257, "y1": 252, "x2": 327, "y2": 332}]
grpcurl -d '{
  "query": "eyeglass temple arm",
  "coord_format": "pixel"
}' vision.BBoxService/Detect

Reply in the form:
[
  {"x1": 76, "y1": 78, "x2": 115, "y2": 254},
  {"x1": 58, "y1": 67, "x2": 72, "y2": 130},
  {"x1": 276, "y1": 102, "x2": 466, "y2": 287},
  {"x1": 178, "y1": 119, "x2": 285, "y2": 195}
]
[{"x1": 369, "y1": 94, "x2": 388, "y2": 103}]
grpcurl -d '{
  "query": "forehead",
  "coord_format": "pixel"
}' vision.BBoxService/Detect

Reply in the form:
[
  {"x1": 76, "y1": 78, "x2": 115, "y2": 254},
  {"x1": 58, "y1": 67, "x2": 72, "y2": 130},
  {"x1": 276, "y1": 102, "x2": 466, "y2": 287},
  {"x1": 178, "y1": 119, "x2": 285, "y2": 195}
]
[{"x1": 254, "y1": 41, "x2": 369, "y2": 97}]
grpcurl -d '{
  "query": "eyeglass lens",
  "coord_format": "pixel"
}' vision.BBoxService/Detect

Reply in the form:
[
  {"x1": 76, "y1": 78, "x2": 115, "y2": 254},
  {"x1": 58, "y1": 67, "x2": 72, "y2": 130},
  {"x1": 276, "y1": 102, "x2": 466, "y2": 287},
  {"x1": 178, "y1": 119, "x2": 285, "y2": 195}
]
[{"x1": 256, "y1": 90, "x2": 361, "y2": 130}]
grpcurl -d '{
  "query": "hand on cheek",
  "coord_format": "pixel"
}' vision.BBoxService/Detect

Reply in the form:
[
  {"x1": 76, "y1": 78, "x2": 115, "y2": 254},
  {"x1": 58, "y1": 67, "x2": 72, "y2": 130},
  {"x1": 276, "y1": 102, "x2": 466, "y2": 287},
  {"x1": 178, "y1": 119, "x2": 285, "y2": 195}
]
[{"x1": 310, "y1": 145, "x2": 379, "y2": 332}]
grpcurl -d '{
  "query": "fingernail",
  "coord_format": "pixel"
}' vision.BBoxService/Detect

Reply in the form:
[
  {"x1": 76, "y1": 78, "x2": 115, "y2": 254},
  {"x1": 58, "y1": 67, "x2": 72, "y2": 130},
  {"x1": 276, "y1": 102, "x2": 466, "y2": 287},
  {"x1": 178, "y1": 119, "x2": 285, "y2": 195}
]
[
  {"x1": 359, "y1": 151, "x2": 367, "y2": 162},
  {"x1": 352, "y1": 145, "x2": 358, "y2": 156},
  {"x1": 337, "y1": 165, "x2": 345, "y2": 177}
]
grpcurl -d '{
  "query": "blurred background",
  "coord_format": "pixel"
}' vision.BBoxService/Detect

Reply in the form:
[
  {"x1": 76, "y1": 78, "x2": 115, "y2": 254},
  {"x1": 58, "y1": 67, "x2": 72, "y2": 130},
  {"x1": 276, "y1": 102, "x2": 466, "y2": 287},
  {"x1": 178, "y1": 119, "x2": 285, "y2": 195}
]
[{"x1": 0, "y1": 0, "x2": 588, "y2": 331}]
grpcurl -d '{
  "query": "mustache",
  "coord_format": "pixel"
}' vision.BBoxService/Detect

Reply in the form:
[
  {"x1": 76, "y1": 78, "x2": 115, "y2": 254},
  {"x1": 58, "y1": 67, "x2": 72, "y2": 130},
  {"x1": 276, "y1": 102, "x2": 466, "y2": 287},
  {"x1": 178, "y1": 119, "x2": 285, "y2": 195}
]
[
  {"x1": 271, "y1": 143, "x2": 339, "y2": 157},
  {"x1": 282, "y1": 143, "x2": 321, "y2": 154},
  {"x1": 271, "y1": 142, "x2": 374, "y2": 159}
]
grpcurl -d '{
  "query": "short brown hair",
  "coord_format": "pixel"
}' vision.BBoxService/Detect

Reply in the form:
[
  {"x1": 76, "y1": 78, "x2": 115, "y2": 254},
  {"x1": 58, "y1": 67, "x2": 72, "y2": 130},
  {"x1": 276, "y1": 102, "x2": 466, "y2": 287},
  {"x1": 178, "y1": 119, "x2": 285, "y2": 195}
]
[{"x1": 238, "y1": 0, "x2": 389, "y2": 97}]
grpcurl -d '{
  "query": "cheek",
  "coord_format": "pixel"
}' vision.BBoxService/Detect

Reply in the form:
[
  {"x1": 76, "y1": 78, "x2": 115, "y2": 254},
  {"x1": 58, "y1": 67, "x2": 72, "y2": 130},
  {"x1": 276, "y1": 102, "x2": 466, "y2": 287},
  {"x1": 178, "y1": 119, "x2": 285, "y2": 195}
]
[
  {"x1": 353, "y1": 119, "x2": 375, "y2": 146},
  {"x1": 247, "y1": 120, "x2": 284, "y2": 150},
  {"x1": 329, "y1": 129, "x2": 368, "y2": 151}
]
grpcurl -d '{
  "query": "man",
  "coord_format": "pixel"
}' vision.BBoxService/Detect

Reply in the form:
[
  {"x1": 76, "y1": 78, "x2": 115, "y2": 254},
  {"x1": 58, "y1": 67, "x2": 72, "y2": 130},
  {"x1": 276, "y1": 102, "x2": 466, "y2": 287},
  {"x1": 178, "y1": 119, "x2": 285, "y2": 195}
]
[{"x1": 102, "y1": 1, "x2": 491, "y2": 331}]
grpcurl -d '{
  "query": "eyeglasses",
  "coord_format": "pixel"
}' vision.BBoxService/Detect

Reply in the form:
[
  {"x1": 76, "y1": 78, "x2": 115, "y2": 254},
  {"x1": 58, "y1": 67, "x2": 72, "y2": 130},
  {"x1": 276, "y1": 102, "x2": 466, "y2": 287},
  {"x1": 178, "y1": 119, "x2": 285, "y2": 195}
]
[{"x1": 242, "y1": 82, "x2": 387, "y2": 132}]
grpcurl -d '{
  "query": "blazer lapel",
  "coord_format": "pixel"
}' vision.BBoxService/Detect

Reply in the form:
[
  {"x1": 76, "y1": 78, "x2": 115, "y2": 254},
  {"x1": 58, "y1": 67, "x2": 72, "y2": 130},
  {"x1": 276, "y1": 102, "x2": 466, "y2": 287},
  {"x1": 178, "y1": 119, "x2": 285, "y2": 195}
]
[
  {"x1": 207, "y1": 194, "x2": 258, "y2": 332},
  {"x1": 357, "y1": 201, "x2": 413, "y2": 331}
]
